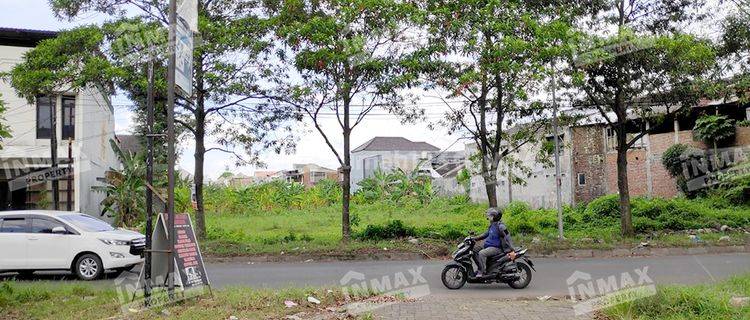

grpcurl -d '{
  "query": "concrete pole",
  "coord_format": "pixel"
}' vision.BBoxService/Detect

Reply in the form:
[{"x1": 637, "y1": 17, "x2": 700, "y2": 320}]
[
  {"x1": 166, "y1": 0, "x2": 177, "y2": 298},
  {"x1": 552, "y1": 68, "x2": 564, "y2": 240}
]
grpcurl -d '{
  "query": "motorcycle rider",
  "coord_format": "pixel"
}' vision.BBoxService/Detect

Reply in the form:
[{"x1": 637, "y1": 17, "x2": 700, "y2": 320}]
[{"x1": 472, "y1": 207, "x2": 516, "y2": 278}]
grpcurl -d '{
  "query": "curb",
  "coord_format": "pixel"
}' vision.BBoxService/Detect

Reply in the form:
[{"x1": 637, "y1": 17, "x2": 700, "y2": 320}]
[{"x1": 543, "y1": 245, "x2": 748, "y2": 259}]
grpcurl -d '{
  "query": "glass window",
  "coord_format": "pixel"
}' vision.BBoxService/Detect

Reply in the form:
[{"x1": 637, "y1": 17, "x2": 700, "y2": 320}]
[
  {"x1": 62, "y1": 96, "x2": 75, "y2": 140},
  {"x1": 578, "y1": 173, "x2": 586, "y2": 186},
  {"x1": 59, "y1": 214, "x2": 114, "y2": 232},
  {"x1": 36, "y1": 96, "x2": 55, "y2": 139},
  {"x1": 31, "y1": 218, "x2": 66, "y2": 234},
  {"x1": 0, "y1": 218, "x2": 28, "y2": 233}
]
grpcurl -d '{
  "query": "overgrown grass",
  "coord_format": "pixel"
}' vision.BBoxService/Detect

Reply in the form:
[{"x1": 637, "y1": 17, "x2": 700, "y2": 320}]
[
  {"x1": 603, "y1": 273, "x2": 750, "y2": 319},
  {"x1": 0, "y1": 281, "x2": 358, "y2": 320}
]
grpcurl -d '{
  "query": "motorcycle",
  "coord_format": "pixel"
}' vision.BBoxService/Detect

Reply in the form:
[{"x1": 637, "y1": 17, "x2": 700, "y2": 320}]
[{"x1": 441, "y1": 236, "x2": 535, "y2": 290}]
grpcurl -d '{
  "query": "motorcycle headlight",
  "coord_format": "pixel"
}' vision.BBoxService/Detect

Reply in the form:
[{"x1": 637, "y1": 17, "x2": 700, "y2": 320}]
[{"x1": 99, "y1": 239, "x2": 129, "y2": 246}]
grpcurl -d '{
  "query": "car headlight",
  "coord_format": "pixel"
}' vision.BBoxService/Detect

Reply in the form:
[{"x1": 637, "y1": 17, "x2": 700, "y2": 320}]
[{"x1": 99, "y1": 239, "x2": 129, "y2": 246}]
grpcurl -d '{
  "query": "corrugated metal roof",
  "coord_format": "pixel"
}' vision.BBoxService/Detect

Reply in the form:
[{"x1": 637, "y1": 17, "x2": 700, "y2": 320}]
[{"x1": 0, "y1": 27, "x2": 57, "y2": 47}]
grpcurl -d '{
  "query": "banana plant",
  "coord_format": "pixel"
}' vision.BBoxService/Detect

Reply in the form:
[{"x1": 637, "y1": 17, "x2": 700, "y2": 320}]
[{"x1": 93, "y1": 139, "x2": 146, "y2": 227}]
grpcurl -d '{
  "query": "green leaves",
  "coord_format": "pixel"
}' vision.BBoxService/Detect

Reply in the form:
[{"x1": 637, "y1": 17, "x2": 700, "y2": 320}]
[
  {"x1": 693, "y1": 115, "x2": 736, "y2": 145},
  {"x1": 3, "y1": 26, "x2": 118, "y2": 102}
]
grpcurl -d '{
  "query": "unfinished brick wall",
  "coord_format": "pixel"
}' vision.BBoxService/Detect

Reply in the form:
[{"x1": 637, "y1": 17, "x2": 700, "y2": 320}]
[
  {"x1": 649, "y1": 132, "x2": 681, "y2": 198},
  {"x1": 605, "y1": 149, "x2": 649, "y2": 197},
  {"x1": 571, "y1": 125, "x2": 607, "y2": 204}
]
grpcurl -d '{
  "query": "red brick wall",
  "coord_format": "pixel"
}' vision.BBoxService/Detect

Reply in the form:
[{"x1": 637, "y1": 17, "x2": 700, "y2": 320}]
[
  {"x1": 649, "y1": 132, "x2": 680, "y2": 198},
  {"x1": 605, "y1": 149, "x2": 649, "y2": 196},
  {"x1": 571, "y1": 125, "x2": 607, "y2": 204}
]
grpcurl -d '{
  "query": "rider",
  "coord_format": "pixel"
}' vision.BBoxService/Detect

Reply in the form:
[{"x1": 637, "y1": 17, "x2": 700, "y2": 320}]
[{"x1": 472, "y1": 207, "x2": 516, "y2": 278}]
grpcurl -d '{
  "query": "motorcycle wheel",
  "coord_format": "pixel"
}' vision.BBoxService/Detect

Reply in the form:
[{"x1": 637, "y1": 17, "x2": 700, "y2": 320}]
[
  {"x1": 441, "y1": 265, "x2": 467, "y2": 290},
  {"x1": 507, "y1": 262, "x2": 532, "y2": 289}
]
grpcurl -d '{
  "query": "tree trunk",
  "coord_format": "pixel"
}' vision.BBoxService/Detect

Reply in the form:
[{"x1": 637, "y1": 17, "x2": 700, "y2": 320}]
[
  {"x1": 194, "y1": 110, "x2": 207, "y2": 240},
  {"x1": 481, "y1": 156, "x2": 498, "y2": 208},
  {"x1": 616, "y1": 142, "x2": 634, "y2": 237},
  {"x1": 341, "y1": 129, "x2": 351, "y2": 242},
  {"x1": 193, "y1": 54, "x2": 206, "y2": 240}
]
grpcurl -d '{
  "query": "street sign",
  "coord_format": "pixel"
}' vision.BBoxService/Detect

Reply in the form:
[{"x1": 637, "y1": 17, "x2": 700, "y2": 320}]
[
  {"x1": 177, "y1": 0, "x2": 198, "y2": 32},
  {"x1": 137, "y1": 213, "x2": 210, "y2": 291},
  {"x1": 175, "y1": 19, "x2": 193, "y2": 97}
]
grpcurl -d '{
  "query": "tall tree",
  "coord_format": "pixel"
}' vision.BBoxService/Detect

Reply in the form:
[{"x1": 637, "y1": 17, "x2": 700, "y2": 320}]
[
  {"x1": 268, "y1": 0, "x2": 420, "y2": 240},
  {"x1": 49, "y1": 0, "x2": 297, "y2": 239},
  {"x1": 415, "y1": 0, "x2": 584, "y2": 207},
  {"x1": 569, "y1": 0, "x2": 716, "y2": 236}
]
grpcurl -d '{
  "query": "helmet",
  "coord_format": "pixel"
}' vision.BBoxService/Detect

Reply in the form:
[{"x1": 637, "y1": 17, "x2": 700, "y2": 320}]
[{"x1": 486, "y1": 207, "x2": 501, "y2": 221}]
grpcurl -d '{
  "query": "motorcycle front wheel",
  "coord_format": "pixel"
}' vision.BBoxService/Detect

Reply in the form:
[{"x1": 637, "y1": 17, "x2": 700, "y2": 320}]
[
  {"x1": 507, "y1": 262, "x2": 532, "y2": 289},
  {"x1": 441, "y1": 265, "x2": 467, "y2": 290}
]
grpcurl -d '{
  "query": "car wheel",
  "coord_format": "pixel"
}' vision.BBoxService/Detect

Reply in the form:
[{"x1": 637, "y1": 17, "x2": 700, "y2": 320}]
[{"x1": 74, "y1": 254, "x2": 103, "y2": 281}]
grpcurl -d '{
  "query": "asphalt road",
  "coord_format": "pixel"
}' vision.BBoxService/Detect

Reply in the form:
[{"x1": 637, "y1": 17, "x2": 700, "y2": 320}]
[{"x1": 6, "y1": 253, "x2": 749, "y2": 299}]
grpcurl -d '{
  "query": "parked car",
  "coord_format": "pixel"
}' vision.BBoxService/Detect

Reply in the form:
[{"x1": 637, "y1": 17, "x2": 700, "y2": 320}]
[{"x1": 0, "y1": 210, "x2": 144, "y2": 280}]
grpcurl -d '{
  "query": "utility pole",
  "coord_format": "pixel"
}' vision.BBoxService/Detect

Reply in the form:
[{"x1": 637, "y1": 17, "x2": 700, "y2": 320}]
[
  {"x1": 166, "y1": 0, "x2": 177, "y2": 298},
  {"x1": 50, "y1": 98, "x2": 59, "y2": 210},
  {"x1": 144, "y1": 58, "x2": 155, "y2": 305},
  {"x1": 67, "y1": 138, "x2": 72, "y2": 211},
  {"x1": 551, "y1": 67, "x2": 564, "y2": 240}
]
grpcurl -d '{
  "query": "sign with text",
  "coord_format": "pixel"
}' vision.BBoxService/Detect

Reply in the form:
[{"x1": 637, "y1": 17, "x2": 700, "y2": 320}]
[
  {"x1": 9, "y1": 166, "x2": 72, "y2": 191},
  {"x1": 175, "y1": 18, "x2": 193, "y2": 96},
  {"x1": 173, "y1": 213, "x2": 209, "y2": 288}
]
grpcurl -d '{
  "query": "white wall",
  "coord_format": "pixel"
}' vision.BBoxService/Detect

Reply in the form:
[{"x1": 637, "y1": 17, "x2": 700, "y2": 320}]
[
  {"x1": 0, "y1": 44, "x2": 117, "y2": 216},
  {"x1": 350, "y1": 150, "x2": 435, "y2": 191}
]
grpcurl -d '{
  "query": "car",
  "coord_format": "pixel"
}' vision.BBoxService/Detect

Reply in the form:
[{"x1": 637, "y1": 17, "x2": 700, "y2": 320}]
[{"x1": 0, "y1": 210, "x2": 145, "y2": 280}]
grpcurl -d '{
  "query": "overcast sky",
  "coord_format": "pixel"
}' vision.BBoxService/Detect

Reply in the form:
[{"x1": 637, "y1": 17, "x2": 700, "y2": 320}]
[{"x1": 1, "y1": 0, "x2": 462, "y2": 180}]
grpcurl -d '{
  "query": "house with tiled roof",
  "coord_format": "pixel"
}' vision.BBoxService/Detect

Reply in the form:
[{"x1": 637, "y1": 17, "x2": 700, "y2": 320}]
[{"x1": 350, "y1": 137, "x2": 440, "y2": 191}]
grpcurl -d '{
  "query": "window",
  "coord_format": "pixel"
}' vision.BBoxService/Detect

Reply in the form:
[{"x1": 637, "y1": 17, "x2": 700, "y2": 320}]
[
  {"x1": 310, "y1": 171, "x2": 326, "y2": 183},
  {"x1": 0, "y1": 218, "x2": 28, "y2": 233},
  {"x1": 31, "y1": 218, "x2": 67, "y2": 234},
  {"x1": 545, "y1": 134, "x2": 565, "y2": 154},
  {"x1": 577, "y1": 173, "x2": 586, "y2": 186},
  {"x1": 362, "y1": 155, "x2": 382, "y2": 179},
  {"x1": 36, "y1": 96, "x2": 55, "y2": 139},
  {"x1": 62, "y1": 96, "x2": 75, "y2": 139},
  {"x1": 606, "y1": 128, "x2": 646, "y2": 152},
  {"x1": 59, "y1": 214, "x2": 114, "y2": 232}
]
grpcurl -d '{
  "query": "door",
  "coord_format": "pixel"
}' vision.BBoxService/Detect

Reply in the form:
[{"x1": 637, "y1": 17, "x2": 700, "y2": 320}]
[
  {"x1": 27, "y1": 218, "x2": 72, "y2": 269},
  {"x1": 0, "y1": 217, "x2": 29, "y2": 269}
]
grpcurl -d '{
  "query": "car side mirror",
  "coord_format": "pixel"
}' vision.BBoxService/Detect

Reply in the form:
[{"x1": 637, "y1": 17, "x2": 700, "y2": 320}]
[{"x1": 51, "y1": 226, "x2": 67, "y2": 234}]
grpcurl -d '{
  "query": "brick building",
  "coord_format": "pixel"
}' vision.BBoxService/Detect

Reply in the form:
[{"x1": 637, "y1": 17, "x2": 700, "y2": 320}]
[{"x1": 469, "y1": 100, "x2": 750, "y2": 207}]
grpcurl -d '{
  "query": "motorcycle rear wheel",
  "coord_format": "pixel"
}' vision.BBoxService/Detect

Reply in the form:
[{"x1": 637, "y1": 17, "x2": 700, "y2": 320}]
[
  {"x1": 441, "y1": 265, "x2": 467, "y2": 290},
  {"x1": 507, "y1": 262, "x2": 532, "y2": 289}
]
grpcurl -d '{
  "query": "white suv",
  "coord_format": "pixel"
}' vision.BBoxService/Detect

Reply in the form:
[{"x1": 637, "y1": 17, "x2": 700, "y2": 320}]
[{"x1": 0, "y1": 210, "x2": 145, "y2": 280}]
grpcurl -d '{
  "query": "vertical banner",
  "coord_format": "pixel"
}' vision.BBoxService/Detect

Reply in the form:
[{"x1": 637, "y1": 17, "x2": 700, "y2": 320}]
[
  {"x1": 177, "y1": 0, "x2": 198, "y2": 32},
  {"x1": 173, "y1": 213, "x2": 209, "y2": 288},
  {"x1": 175, "y1": 19, "x2": 193, "y2": 97}
]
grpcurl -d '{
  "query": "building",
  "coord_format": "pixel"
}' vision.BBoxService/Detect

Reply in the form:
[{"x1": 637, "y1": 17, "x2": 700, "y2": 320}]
[
  {"x1": 0, "y1": 28, "x2": 118, "y2": 214},
  {"x1": 466, "y1": 99, "x2": 750, "y2": 208},
  {"x1": 350, "y1": 136, "x2": 441, "y2": 191},
  {"x1": 292, "y1": 163, "x2": 339, "y2": 187}
]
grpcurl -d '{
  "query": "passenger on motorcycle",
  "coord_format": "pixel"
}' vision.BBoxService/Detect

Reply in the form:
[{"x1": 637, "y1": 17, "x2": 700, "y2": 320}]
[{"x1": 472, "y1": 208, "x2": 516, "y2": 278}]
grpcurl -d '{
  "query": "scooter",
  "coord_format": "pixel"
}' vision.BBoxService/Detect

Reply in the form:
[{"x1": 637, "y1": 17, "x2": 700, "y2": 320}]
[{"x1": 441, "y1": 235, "x2": 535, "y2": 290}]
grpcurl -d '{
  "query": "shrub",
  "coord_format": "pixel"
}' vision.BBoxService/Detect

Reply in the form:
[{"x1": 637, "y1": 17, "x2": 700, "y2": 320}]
[
  {"x1": 584, "y1": 194, "x2": 620, "y2": 220},
  {"x1": 355, "y1": 220, "x2": 416, "y2": 240},
  {"x1": 661, "y1": 143, "x2": 689, "y2": 177}
]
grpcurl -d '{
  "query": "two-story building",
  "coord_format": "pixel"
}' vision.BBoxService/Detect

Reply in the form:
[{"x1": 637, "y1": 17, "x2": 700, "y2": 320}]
[
  {"x1": 350, "y1": 136, "x2": 440, "y2": 191},
  {"x1": 0, "y1": 28, "x2": 118, "y2": 214}
]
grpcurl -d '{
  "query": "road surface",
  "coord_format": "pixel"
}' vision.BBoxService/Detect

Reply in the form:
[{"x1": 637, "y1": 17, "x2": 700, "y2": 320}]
[{"x1": 4, "y1": 253, "x2": 749, "y2": 299}]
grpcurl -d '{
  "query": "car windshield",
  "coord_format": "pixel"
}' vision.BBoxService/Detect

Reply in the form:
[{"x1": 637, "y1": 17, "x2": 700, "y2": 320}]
[{"x1": 60, "y1": 214, "x2": 115, "y2": 232}]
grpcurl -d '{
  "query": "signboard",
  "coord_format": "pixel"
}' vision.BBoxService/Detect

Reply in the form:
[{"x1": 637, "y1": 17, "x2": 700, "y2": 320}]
[
  {"x1": 177, "y1": 0, "x2": 198, "y2": 32},
  {"x1": 137, "y1": 213, "x2": 210, "y2": 291},
  {"x1": 173, "y1": 213, "x2": 209, "y2": 288},
  {"x1": 175, "y1": 19, "x2": 193, "y2": 97},
  {"x1": 9, "y1": 166, "x2": 72, "y2": 191}
]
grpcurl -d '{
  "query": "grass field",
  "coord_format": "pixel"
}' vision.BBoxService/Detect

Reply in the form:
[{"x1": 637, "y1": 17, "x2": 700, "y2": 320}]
[
  {"x1": 199, "y1": 196, "x2": 750, "y2": 257},
  {"x1": 0, "y1": 281, "x2": 367, "y2": 320},
  {"x1": 602, "y1": 273, "x2": 750, "y2": 319}
]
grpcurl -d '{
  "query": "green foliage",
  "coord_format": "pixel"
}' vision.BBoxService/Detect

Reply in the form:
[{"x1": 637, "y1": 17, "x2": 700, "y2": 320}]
[
  {"x1": 355, "y1": 168, "x2": 434, "y2": 205},
  {"x1": 0, "y1": 95, "x2": 11, "y2": 149},
  {"x1": 583, "y1": 194, "x2": 621, "y2": 220},
  {"x1": 355, "y1": 220, "x2": 416, "y2": 241},
  {"x1": 661, "y1": 144, "x2": 689, "y2": 177},
  {"x1": 455, "y1": 168, "x2": 471, "y2": 195},
  {"x1": 693, "y1": 115, "x2": 736, "y2": 146},
  {"x1": 93, "y1": 139, "x2": 145, "y2": 227}
]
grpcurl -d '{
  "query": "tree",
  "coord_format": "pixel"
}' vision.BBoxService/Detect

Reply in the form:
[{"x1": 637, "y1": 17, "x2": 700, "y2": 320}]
[
  {"x1": 49, "y1": 0, "x2": 297, "y2": 239},
  {"x1": 414, "y1": 0, "x2": 584, "y2": 207},
  {"x1": 569, "y1": 0, "x2": 717, "y2": 236},
  {"x1": 0, "y1": 94, "x2": 11, "y2": 149},
  {"x1": 268, "y1": 0, "x2": 420, "y2": 241},
  {"x1": 95, "y1": 139, "x2": 146, "y2": 227}
]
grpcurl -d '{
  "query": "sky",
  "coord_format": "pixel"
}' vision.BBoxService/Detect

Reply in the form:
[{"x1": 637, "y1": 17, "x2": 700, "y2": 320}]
[{"x1": 1, "y1": 0, "x2": 463, "y2": 180}]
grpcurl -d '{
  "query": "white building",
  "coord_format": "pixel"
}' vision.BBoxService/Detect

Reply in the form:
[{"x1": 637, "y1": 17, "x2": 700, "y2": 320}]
[
  {"x1": 350, "y1": 137, "x2": 440, "y2": 191},
  {"x1": 0, "y1": 28, "x2": 117, "y2": 215}
]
